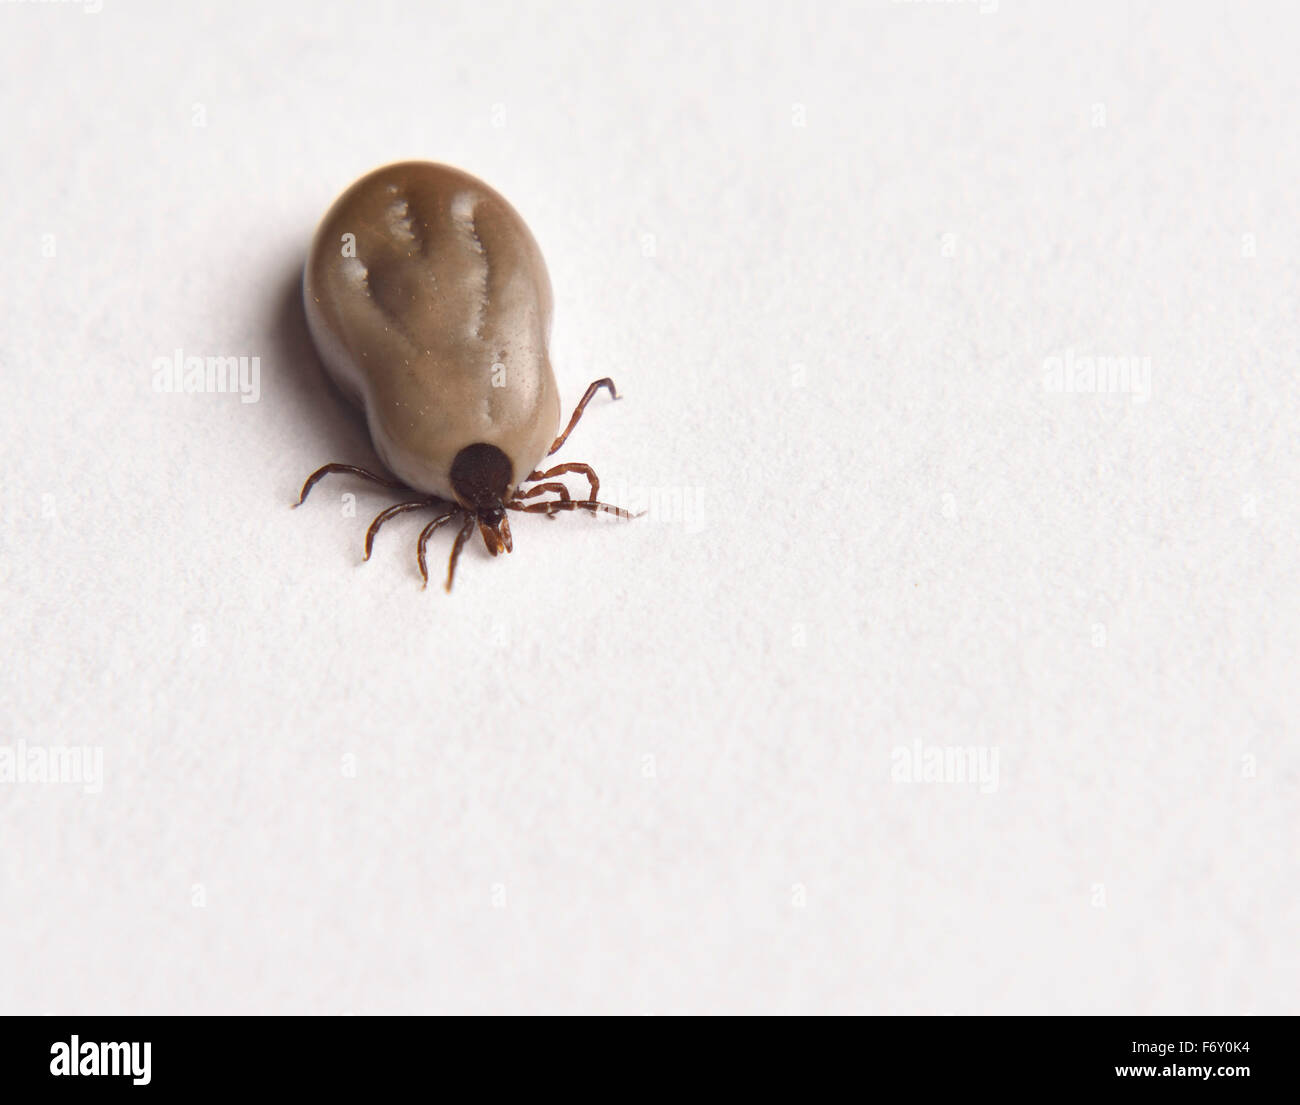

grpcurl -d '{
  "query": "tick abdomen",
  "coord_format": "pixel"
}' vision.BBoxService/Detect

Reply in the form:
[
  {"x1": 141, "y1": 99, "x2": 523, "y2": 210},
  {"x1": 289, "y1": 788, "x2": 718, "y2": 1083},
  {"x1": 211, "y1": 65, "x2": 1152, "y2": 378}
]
[{"x1": 303, "y1": 161, "x2": 561, "y2": 500}]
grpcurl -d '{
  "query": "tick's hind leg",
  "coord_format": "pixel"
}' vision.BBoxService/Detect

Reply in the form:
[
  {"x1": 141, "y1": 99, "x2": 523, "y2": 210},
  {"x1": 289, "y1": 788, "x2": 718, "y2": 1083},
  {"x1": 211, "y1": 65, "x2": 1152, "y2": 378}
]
[
  {"x1": 547, "y1": 378, "x2": 618, "y2": 457},
  {"x1": 294, "y1": 462, "x2": 410, "y2": 506},
  {"x1": 514, "y1": 481, "x2": 571, "y2": 518},
  {"x1": 509, "y1": 498, "x2": 638, "y2": 520},
  {"x1": 524, "y1": 462, "x2": 601, "y2": 501}
]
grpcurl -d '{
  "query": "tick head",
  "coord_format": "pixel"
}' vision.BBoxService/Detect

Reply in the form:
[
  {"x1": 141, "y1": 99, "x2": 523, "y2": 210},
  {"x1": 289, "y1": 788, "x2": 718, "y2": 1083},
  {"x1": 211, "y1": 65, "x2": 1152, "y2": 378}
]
[{"x1": 450, "y1": 442, "x2": 515, "y2": 557}]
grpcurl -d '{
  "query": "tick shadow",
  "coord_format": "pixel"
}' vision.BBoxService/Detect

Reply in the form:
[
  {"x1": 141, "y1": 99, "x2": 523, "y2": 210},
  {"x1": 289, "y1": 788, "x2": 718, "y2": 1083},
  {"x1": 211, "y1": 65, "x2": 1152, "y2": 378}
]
[{"x1": 266, "y1": 259, "x2": 387, "y2": 477}]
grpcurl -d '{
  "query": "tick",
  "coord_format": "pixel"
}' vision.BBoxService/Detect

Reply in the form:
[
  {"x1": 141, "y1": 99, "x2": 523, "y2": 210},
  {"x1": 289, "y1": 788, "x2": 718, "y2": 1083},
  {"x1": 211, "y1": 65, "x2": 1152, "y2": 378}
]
[{"x1": 293, "y1": 161, "x2": 635, "y2": 590}]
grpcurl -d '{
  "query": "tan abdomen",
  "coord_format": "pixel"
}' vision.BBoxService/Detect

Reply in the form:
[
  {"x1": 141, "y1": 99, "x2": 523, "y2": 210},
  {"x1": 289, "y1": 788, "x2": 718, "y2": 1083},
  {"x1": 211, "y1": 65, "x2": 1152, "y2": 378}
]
[{"x1": 303, "y1": 161, "x2": 561, "y2": 500}]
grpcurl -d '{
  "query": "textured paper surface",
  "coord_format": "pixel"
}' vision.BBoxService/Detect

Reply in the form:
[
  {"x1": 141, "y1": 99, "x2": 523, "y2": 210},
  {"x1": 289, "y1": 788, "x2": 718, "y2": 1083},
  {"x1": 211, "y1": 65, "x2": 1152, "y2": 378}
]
[{"x1": 1, "y1": 0, "x2": 1296, "y2": 1013}]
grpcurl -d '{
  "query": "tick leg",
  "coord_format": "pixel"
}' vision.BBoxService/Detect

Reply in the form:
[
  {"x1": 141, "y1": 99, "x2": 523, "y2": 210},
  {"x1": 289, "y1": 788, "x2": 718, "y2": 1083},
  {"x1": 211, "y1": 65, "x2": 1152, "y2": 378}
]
[
  {"x1": 364, "y1": 500, "x2": 432, "y2": 561},
  {"x1": 295, "y1": 463, "x2": 409, "y2": 506},
  {"x1": 513, "y1": 482, "x2": 572, "y2": 518},
  {"x1": 547, "y1": 378, "x2": 618, "y2": 457},
  {"x1": 509, "y1": 498, "x2": 639, "y2": 520},
  {"x1": 416, "y1": 509, "x2": 461, "y2": 589},
  {"x1": 444, "y1": 513, "x2": 477, "y2": 592},
  {"x1": 524, "y1": 462, "x2": 601, "y2": 501},
  {"x1": 516, "y1": 482, "x2": 572, "y2": 503}
]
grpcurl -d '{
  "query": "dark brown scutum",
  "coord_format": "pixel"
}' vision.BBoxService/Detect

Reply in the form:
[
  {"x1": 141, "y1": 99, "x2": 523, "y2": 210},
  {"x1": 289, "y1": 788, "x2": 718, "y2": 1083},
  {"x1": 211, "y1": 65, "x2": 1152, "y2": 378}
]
[{"x1": 449, "y1": 443, "x2": 513, "y2": 511}]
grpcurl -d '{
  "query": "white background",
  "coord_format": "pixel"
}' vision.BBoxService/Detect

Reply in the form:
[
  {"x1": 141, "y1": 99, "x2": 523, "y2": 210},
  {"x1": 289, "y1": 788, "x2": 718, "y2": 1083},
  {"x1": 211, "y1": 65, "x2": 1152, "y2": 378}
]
[{"x1": 2, "y1": 0, "x2": 1296, "y2": 1014}]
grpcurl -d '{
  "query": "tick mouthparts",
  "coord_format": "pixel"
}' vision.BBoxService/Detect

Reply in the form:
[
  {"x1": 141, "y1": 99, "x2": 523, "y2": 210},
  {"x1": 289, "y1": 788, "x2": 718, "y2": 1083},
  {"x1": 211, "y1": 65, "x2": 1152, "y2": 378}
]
[{"x1": 479, "y1": 516, "x2": 513, "y2": 556}]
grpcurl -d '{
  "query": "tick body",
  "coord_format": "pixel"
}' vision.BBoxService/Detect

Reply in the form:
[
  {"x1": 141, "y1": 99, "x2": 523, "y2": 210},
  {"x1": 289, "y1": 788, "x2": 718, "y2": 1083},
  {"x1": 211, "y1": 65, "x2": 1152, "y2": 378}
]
[{"x1": 295, "y1": 161, "x2": 633, "y2": 589}]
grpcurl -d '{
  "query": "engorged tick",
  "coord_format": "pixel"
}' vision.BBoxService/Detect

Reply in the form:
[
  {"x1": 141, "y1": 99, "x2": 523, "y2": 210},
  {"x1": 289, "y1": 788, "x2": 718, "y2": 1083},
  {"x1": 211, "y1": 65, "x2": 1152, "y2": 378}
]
[{"x1": 292, "y1": 161, "x2": 636, "y2": 590}]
